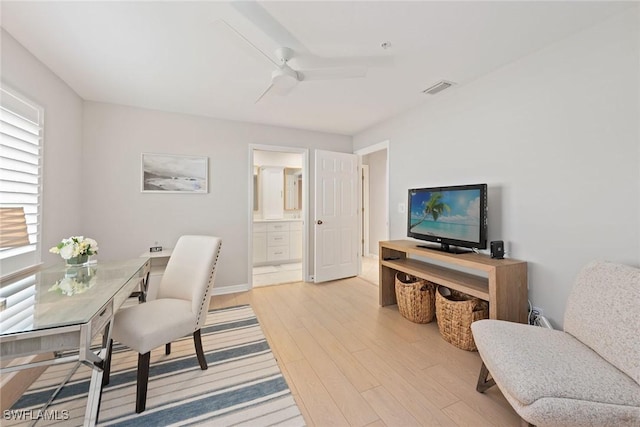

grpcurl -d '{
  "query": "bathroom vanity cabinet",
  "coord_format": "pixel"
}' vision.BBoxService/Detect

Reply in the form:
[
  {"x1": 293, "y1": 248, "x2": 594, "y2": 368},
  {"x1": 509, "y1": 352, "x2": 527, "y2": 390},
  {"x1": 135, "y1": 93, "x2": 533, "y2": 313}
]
[{"x1": 253, "y1": 220, "x2": 303, "y2": 265}]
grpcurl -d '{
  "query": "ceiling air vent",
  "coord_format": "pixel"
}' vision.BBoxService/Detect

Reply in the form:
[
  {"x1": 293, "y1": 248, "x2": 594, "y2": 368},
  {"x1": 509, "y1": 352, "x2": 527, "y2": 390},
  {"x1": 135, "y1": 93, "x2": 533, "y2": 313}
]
[{"x1": 422, "y1": 80, "x2": 456, "y2": 95}]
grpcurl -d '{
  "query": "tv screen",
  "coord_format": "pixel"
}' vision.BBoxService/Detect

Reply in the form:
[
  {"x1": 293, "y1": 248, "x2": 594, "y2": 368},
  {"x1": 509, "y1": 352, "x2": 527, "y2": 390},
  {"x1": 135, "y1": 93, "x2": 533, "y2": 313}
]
[{"x1": 407, "y1": 183, "x2": 487, "y2": 253}]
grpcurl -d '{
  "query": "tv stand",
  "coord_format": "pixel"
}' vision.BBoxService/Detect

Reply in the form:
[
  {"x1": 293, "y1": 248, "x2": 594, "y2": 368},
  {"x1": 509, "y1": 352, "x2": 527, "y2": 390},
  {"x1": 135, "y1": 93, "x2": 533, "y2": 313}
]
[
  {"x1": 379, "y1": 240, "x2": 528, "y2": 323},
  {"x1": 416, "y1": 243, "x2": 470, "y2": 254}
]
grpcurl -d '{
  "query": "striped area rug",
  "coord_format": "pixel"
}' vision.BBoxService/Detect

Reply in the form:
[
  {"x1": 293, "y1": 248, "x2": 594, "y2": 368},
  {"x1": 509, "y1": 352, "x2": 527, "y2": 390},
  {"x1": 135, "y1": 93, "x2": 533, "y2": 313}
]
[{"x1": 8, "y1": 305, "x2": 305, "y2": 426}]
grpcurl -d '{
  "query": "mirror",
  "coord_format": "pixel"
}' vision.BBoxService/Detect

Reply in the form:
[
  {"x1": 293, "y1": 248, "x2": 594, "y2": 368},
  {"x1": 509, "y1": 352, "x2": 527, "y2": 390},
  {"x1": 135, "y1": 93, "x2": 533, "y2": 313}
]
[{"x1": 284, "y1": 168, "x2": 302, "y2": 210}]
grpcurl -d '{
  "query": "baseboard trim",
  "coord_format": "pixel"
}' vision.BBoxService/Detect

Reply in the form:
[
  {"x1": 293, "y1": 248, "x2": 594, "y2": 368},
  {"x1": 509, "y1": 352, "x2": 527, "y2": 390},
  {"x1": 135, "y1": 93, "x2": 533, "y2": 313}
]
[{"x1": 212, "y1": 283, "x2": 250, "y2": 295}]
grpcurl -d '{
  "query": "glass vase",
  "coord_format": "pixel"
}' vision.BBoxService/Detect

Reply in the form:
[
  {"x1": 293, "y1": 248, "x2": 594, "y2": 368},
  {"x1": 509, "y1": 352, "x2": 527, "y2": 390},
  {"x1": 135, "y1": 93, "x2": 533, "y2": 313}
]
[{"x1": 66, "y1": 254, "x2": 89, "y2": 267}]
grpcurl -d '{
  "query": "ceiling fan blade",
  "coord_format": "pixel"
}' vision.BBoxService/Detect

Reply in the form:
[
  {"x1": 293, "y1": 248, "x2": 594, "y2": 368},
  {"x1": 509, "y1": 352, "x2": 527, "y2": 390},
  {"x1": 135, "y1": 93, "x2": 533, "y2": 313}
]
[
  {"x1": 255, "y1": 79, "x2": 298, "y2": 103},
  {"x1": 255, "y1": 82, "x2": 275, "y2": 103},
  {"x1": 230, "y1": 1, "x2": 307, "y2": 52},
  {"x1": 301, "y1": 67, "x2": 368, "y2": 81},
  {"x1": 215, "y1": 19, "x2": 281, "y2": 69}
]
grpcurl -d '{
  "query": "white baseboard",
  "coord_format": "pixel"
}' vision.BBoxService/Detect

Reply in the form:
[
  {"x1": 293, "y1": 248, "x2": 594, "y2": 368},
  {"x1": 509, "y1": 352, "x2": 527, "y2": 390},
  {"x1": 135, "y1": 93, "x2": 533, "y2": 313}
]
[{"x1": 212, "y1": 283, "x2": 250, "y2": 296}]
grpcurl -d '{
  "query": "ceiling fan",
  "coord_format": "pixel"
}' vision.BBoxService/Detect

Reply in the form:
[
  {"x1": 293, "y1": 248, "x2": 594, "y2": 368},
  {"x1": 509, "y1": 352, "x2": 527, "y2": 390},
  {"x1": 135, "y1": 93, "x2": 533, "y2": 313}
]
[{"x1": 222, "y1": 1, "x2": 391, "y2": 102}]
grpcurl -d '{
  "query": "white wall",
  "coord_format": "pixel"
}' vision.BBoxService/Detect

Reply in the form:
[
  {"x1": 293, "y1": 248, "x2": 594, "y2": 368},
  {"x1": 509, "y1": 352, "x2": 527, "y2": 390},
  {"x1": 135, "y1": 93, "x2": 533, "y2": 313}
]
[
  {"x1": 81, "y1": 102, "x2": 351, "y2": 288},
  {"x1": 354, "y1": 9, "x2": 640, "y2": 327},
  {"x1": 1, "y1": 30, "x2": 84, "y2": 269},
  {"x1": 362, "y1": 149, "x2": 388, "y2": 255}
]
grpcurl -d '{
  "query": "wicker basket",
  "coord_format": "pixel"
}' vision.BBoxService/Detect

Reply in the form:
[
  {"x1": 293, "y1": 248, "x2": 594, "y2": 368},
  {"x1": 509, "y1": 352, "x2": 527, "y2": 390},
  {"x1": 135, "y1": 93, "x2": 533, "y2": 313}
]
[
  {"x1": 435, "y1": 286, "x2": 488, "y2": 351},
  {"x1": 395, "y1": 272, "x2": 436, "y2": 323}
]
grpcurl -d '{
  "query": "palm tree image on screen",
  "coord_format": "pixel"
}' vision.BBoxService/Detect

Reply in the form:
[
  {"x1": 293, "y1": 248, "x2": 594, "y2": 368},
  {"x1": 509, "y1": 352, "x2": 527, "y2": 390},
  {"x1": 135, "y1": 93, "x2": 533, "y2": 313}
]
[{"x1": 410, "y1": 192, "x2": 451, "y2": 231}]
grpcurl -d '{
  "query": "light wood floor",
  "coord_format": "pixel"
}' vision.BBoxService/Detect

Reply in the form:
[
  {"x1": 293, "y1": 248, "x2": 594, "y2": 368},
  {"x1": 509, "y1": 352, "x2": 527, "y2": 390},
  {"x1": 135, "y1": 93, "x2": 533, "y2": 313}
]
[{"x1": 210, "y1": 276, "x2": 521, "y2": 427}]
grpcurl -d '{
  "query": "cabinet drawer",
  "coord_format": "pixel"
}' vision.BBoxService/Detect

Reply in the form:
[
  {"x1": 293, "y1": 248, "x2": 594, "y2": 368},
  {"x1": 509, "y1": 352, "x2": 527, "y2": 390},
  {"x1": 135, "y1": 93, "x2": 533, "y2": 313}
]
[
  {"x1": 267, "y1": 222, "x2": 289, "y2": 232},
  {"x1": 267, "y1": 232, "x2": 289, "y2": 246},
  {"x1": 267, "y1": 246, "x2": 290, "y2": 261},
  {"x1": 289, "y1": 221, "x2": 303, "y2": 231},
  {"x1": 90, "y1": 301, "x2": 114, "y2": 339}
]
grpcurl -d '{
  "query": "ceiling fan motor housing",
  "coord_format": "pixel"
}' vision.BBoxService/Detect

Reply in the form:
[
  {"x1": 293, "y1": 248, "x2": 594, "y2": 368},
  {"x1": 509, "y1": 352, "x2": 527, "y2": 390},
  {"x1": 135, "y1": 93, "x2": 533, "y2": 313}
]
[
  {"x1": 272, "y1": 66, "x2": 301, "y2": 94},
  {"x1": 275, "y1": 47, "x2": 294, "y2": 63}
]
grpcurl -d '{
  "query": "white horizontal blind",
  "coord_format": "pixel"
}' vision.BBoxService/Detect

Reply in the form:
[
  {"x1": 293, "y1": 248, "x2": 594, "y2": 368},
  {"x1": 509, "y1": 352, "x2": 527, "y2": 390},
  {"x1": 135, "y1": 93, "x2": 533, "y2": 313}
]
[
  {"x1": 0, "y1": 86, "x2": 44, "y2": 276},
  {"x1": 0, "y1": 273, "x2": 36, "y2": 334}
]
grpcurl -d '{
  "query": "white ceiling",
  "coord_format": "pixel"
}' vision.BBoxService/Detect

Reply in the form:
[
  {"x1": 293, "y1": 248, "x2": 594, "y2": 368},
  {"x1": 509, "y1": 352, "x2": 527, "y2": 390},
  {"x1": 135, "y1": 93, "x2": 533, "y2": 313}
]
[{"x1": 0, "y1": 1, "x2": 633, "y2": 135}]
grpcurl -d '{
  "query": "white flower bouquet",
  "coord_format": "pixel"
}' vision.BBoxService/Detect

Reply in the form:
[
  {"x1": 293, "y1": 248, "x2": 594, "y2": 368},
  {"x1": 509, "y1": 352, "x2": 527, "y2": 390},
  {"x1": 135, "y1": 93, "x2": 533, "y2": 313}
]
[{"x1": 50, "y1": 236, "x2": 99, "y2": 264}]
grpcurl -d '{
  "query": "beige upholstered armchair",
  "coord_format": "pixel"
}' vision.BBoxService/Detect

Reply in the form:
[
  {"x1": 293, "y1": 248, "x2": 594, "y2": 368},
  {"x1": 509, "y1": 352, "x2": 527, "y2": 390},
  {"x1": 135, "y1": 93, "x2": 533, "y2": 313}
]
[
  {"x1": 472, "y1": 261, "x2": 640, "y2": 426},
  {"x1": 106, "y1": 235, "x2": 222, "y2": 413}
]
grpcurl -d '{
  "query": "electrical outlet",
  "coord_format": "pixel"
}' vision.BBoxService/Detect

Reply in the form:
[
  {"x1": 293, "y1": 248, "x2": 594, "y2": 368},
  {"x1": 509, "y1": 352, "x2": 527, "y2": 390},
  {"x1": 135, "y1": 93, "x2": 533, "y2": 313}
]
[
  {"x1": 150, "y1": 246, "x2": 163, "y2": 253},
  {"x1": 532, "y1": 306, "x2": 544, "y2": 317}
]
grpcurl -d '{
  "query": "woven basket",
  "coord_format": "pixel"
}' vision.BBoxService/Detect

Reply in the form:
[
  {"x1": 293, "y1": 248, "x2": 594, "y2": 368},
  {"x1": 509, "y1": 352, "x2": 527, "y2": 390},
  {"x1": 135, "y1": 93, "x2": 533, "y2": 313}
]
[
  {"x1": 395, "y1": 272, "x2": 436, "y2": 323},
  {"x1": 435, "y1": 286, "x2": 488, "y2": 351}
]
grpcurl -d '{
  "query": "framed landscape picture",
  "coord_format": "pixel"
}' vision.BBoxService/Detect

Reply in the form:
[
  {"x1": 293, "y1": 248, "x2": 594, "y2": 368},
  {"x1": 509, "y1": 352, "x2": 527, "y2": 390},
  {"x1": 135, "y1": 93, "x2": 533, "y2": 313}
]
[{"x1": 141, "y1": 153, "x2": 208, "y2": 193}]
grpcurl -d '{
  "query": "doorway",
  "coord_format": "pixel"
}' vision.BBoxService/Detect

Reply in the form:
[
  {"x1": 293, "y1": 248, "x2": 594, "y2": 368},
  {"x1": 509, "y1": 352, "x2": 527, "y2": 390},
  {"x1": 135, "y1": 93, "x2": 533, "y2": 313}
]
[
  {"x1": 356, "y1": 141, "x2": 389, "y2": 285},
  {"x1": 249, "y1": 146, "x2": 308, "y2": 287}
]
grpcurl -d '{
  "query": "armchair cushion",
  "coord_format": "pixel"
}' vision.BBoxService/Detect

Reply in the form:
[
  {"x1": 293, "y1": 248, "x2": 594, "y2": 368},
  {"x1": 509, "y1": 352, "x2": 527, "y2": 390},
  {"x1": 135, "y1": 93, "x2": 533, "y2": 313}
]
[
  {"x1": 473, "y1": 320, "x2": 640, "y2": 405},
  {"x1": 112, "y1": 298, "x2": 195, "y2": 355},
  {"x1": 471, "y1": 261, "x2": 640, "y2": 426},
  {"x1": 473, "y1": 319, "x2": 640, "y2": 426}
]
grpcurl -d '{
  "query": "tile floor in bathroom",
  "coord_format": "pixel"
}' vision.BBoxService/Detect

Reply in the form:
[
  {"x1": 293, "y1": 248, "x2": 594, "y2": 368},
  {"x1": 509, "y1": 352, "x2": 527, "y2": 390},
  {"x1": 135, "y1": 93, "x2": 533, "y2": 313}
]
[{"x1": 252, "y1": 262, "x2": 303, "y2": 287}]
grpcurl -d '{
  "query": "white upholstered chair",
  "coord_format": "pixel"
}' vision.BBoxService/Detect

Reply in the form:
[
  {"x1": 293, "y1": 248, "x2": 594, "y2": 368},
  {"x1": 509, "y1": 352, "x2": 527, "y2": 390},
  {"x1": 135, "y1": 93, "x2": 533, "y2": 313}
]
[
  {"x1": 106, "y1": 235, "x2": 222, "y2": 413},
  {"x1": 472, "y1": 261, "x2": 640, "y2": 426}
]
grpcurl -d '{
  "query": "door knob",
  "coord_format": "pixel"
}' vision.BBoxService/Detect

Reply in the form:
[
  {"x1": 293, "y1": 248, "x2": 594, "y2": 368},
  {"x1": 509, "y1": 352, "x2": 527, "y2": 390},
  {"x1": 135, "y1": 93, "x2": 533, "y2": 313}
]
[{"x1": 316, "y1": 220, "x2": 323, "y2": 225}]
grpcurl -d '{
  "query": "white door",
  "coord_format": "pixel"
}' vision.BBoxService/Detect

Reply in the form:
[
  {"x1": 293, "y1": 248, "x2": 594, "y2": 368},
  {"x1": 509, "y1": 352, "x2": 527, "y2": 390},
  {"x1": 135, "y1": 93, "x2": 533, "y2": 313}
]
[{"x1": 314, "y1": 150, "x2": 359, "y2": 283}]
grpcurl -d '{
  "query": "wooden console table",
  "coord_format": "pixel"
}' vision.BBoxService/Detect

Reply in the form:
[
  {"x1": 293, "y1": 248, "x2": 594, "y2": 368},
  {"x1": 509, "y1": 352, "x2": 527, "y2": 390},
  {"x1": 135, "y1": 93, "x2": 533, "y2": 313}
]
[{"x1": 379, "y1": 240, "x2": 528, "y2": 323}]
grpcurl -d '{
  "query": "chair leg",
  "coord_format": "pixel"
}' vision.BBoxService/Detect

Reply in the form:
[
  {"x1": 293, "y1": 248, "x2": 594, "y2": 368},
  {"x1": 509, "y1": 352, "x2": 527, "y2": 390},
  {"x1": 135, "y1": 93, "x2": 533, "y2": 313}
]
[
  {"x1": 136, "y1": 352, "x2": 151, "y2": 413},
  {"x1": 476, "y1": 362, "x2": 496, "y2": 393},
  {"x1": 101, "y1": 339, "x2": 114, "y2": 387},
  {"x1": 165, "y1": 343, "x2": 171, "y2": 355},
  {"x1": 193, "y1": 329, "x2": 208, "y2": 370}
]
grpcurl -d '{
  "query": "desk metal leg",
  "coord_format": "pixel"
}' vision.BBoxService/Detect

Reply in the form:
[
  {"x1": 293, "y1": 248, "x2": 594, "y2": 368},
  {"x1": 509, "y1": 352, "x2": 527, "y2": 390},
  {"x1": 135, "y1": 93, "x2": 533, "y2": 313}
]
[
  {"x1": 83, "y1": 321, "x2": 113, "y2": 426},
  {"x1": 84, "y1": 363, "x2": 104, "y2": 426},
  {"x1": 27, "y1": 361, "x2": 82, "y2": 427},
  {"x1": 139, "y1": 271, "x2": 150, "y2": 303},
  {"x1": 131, "y1": 271, "x2": 150, "y2": 303}
]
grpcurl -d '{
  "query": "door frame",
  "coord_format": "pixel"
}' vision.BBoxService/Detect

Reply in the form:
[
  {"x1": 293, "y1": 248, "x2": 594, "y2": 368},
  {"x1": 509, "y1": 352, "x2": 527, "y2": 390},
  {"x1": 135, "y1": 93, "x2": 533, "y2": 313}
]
[
  {"x1": 248, "y1": 144, "x2": 309, "y2": 288},
  {"x1": 355, "y1": 140, "x2": 390, "y2": 264},
  {"x1": 361, "y1": 164, "x2": 370, "y2": 257}
]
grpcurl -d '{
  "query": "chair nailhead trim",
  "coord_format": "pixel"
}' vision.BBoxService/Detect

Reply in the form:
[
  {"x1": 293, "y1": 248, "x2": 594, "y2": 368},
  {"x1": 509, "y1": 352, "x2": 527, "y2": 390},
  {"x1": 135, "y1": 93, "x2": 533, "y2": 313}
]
[{"x1": 195, "y1": 243, "x2": 222, "y2": 328}]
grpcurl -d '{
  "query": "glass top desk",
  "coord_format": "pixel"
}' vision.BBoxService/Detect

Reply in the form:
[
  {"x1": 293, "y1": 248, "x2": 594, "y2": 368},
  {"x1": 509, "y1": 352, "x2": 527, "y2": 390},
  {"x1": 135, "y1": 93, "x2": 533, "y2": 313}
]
[{"x1": 0, "y1": 257, "x2": 150, "y2": 426}]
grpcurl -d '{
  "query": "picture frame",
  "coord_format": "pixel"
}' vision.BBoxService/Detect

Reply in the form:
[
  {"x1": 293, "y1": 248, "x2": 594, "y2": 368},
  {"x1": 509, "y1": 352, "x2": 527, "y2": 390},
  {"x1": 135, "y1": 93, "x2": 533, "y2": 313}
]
[{"x1": 141, "y1": 153, "x2": 208, "y2": 193}]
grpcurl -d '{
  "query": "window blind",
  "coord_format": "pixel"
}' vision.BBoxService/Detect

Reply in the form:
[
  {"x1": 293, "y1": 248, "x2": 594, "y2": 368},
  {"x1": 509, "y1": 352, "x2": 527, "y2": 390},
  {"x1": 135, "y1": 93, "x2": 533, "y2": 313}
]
[
  {"x1": 0, "y1": 86, "x2": 43, "y2": 276},
  {"x1": 0, "y1": 274, "x2": 36, "y2": 334}
]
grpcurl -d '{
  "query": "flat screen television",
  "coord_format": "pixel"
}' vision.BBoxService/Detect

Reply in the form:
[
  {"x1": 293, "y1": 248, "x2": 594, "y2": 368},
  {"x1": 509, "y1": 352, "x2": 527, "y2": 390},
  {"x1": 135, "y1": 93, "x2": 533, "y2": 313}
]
[{"x1": 407, "y1": 183, "x2": 487, "y2": 253}]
